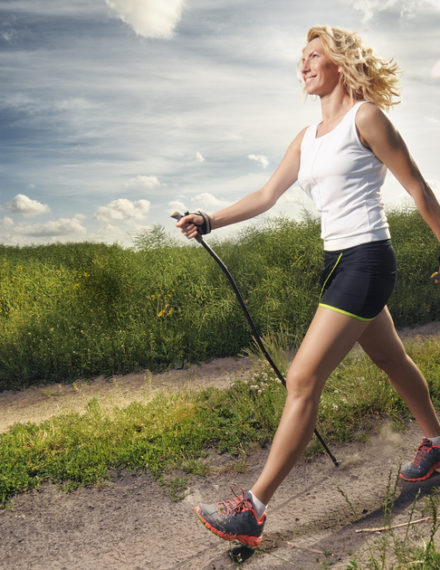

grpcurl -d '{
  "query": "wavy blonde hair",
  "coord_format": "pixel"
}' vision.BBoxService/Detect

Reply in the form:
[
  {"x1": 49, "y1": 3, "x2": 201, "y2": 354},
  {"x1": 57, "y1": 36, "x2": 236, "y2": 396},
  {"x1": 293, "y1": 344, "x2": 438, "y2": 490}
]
[{"x1": 305, "y1": 26, "x2": 400, "y2": 109}]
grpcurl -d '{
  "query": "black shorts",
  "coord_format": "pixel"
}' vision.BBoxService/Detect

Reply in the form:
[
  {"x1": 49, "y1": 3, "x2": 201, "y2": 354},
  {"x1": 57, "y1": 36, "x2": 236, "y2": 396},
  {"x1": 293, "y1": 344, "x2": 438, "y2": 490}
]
[{"x1": 319, "y1": 239, "x2": 397, "y2": 321}]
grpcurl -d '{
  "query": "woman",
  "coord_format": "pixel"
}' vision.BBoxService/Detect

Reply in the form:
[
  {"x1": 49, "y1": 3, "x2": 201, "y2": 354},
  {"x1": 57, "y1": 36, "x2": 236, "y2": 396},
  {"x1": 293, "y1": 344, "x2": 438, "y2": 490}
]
[{"x1": 176, "y1": 25, "x2": 440, "y2": 547}]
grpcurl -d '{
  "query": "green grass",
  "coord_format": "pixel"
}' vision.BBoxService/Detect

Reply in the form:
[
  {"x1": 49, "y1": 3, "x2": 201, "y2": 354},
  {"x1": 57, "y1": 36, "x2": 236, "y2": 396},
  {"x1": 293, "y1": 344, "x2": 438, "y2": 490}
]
[
  {"x1": 1, "y1": 210, "x2": 439, "y2": 390},
  {"x1": 347, "y1": 473, "x2": 440, "y2": 569}
]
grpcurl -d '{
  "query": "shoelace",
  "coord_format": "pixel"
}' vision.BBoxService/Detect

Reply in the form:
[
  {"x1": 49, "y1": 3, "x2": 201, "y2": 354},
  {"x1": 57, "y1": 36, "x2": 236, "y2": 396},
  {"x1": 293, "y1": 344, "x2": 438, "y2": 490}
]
[
  {"x1": 216, "y1": 484, "x2": 253, "y2": 516},
  {"x1": 412, "y1": 438, "x2": 432, "y2": 467}
]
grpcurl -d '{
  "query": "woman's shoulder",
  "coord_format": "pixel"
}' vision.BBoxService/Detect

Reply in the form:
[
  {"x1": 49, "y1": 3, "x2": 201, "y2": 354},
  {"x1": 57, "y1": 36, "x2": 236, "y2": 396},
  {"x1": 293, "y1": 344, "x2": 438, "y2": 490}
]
[
  {"x1": 297, "y1": 125, "x2": 314, "y2": 145},
  {"x1": 355, "y1": 101, "x2": 397, "y2": 149},
  {"x1": 355, "y1": 101, "x2": 384, "y2": 123},
  {"x1": 355, "y1": 101, "x2": 389, "y2": 134},
  {"x1": 288, "y1": 125, "x2": 310, "y2": 151}
]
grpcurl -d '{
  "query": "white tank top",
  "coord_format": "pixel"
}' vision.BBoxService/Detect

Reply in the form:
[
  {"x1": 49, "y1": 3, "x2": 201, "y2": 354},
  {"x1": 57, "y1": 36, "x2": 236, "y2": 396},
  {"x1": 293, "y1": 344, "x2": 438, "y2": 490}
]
[{"x1": 297, "y1": 101, "x2": 390, "y2": 251}]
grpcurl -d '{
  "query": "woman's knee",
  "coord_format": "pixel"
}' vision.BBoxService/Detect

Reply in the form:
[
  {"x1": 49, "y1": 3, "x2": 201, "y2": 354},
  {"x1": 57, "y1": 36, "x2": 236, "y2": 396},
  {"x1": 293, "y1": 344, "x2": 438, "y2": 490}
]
[{"x1": 285, "y1": 367, "x2": 323, "y2": 403}]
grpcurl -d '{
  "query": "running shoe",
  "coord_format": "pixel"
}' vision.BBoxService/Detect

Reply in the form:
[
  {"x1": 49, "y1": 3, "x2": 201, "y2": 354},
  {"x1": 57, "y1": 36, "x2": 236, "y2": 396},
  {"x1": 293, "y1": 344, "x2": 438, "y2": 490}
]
[
  {"x1": 195, "y1": 485, "x2": 266, "y2": 547},
  {"x1": 400, "y1": 438, "x2": 440, "y2": 481}
]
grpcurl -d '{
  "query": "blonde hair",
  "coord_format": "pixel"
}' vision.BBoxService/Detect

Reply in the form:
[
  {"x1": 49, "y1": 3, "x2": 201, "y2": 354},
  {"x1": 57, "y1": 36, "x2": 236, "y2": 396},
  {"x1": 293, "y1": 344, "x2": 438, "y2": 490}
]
[{"x1": 305, "y1": 26, "x2": 400, "y2": 109}]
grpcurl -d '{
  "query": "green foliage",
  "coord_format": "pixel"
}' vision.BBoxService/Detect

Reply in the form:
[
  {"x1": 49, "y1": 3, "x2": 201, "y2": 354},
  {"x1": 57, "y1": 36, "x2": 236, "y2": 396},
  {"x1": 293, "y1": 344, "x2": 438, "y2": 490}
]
[
  {"x1": 348, "y1": 473, "x2": 440, "y2": 569},
  {"x1": 388, "y1": 209, "x2": 440, "y2": 325},
  {"x1": 0, "y1": 211, "x2": 438, "y2": 389}
]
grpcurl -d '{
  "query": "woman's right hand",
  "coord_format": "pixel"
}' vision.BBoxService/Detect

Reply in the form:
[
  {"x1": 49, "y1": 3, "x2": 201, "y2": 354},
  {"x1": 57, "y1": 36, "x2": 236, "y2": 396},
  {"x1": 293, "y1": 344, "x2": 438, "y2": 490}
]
[{"x1": 176, "y1": 213, "x2": 204, "y2": 240}]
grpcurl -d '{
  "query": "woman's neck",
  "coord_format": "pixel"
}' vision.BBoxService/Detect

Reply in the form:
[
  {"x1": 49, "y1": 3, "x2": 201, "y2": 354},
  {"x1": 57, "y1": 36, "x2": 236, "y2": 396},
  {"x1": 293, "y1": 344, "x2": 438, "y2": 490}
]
[{"x1": 319, "y1": 88, "x2": 355, "y2": 122}]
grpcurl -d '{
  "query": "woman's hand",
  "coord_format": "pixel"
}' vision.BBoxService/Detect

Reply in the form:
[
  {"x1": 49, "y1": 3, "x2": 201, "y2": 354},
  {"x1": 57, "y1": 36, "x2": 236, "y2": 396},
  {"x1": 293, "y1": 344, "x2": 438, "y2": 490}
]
[
  {"x1": 431, "y1": 258, "x2": 440, "y2": 284},
  {"x1": 176, "y1": 213, "x2": 204, "y2": 239}
]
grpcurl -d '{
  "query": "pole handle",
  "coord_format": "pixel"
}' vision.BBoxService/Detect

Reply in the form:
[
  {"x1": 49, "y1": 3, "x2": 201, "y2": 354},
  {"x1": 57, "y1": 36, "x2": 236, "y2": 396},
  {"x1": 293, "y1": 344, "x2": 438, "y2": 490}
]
[{"x1": 171, "y1": 211, "x2": 203, "y2": 243}]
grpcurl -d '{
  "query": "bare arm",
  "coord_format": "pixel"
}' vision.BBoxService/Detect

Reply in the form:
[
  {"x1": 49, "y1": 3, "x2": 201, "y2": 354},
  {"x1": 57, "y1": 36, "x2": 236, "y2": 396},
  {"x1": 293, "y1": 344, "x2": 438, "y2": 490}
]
[
  {"x1": 357, "y1": 103, "x2": 440, "y2": 241},
  {"x1": 177, "y1": 128, "x2": 306, "y2": 239}
]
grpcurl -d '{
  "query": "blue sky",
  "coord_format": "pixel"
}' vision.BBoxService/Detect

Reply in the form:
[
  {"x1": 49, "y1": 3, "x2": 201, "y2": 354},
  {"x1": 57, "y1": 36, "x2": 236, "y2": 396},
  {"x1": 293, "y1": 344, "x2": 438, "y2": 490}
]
[{"x1": 0, "y1": 0, "x2": 439, "y2": 246}]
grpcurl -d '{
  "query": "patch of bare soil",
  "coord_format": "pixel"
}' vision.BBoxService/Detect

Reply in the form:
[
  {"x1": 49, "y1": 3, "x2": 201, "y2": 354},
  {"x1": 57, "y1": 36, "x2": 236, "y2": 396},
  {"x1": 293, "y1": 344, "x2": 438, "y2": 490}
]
[
  {"x1": 1, "y1": 322, "x2": 440, "y2": 569},
  {"x1": 0, "y1": 356, "x2": 255, "y2": 434}
]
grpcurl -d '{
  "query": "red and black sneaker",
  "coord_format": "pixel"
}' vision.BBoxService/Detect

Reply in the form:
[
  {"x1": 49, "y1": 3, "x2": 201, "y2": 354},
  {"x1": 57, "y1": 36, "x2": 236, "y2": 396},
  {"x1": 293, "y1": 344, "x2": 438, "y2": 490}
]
[
  {"x1": 195, "y1": 485, "x2": 266, "y2": 547},
  {"x1": 400, "y1": 438, "x2": 440, "y2": 482}
]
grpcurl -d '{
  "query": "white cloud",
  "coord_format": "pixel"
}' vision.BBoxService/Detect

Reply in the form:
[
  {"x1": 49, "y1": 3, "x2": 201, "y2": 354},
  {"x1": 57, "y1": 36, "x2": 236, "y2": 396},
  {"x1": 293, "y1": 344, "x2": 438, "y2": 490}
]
[
  {"x1": 339, "y1": 0, "x2": 440, "y2": 21},
  {"x1": 169, "y1": 194, "x2": 230, "y2": 216},
  {"x1": 338, "y1": 0, "x2": 397, "y2": 22},
  {"x1": 248, "y1": 154, "x2": 269, "y2": 169},
  {"x1": 89, "y1": 222, "x2": 145, "y2": 245},
  {"x1": 55, "y1": 98, "x2": 97, "y2": 111},
  {"x1": 6, "y1": 194, "x2": 50, "y2": 217},
  {"x1": 95, "y1": 198, "x2": 151, "y2": 222},
  {"x1": 1, "y1": 216, "x2": 14, "y2": 229},
  {"x1": 193, "y1": 192, "x2": 230, "y2": 209},
  {"x1": 105, "y1": 0, "x2": 185, "y2": 39},
  {"x1": 125, "y1": 175, "x2": 160, "y2": 189},
  {"x1": 401, "y1": 0, "x2": 440, "y2": 17},
  {"x1": 13, "y1": 217, "x2": 87, "y2": 238},
  {"x1": 169, "y1": 200, "x2": 187, "y2": 215},
  {"x1": 1, "y1": 29, "x2": 17, "y2": 44}
]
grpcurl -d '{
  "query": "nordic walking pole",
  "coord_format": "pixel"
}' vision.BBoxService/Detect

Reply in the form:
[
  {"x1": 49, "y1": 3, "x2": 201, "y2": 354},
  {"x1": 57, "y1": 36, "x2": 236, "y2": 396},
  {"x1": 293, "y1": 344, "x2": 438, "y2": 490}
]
[{"x1": 171, "y1": 211, "x2": 339, "y2": 467}]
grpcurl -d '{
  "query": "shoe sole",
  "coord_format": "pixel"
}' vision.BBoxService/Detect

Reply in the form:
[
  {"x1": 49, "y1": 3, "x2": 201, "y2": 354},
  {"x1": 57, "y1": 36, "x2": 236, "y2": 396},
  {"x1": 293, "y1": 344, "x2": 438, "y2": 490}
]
[
  {"x1": 399, "y1": 462, "x2": 440, "y2": 482},
  {"x1": 195, "y1": 507, "x2": 262, "y2": 547}
]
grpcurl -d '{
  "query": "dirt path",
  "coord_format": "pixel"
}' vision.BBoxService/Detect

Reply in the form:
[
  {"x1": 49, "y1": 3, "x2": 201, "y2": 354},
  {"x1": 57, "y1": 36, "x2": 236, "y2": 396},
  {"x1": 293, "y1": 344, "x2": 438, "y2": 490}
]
[
  {"x1": 1, "y1": 424, "x2": 439, "y2": 569},
  {"x1": 1, "y1": 322, "x2": 440, "y2": 569}
]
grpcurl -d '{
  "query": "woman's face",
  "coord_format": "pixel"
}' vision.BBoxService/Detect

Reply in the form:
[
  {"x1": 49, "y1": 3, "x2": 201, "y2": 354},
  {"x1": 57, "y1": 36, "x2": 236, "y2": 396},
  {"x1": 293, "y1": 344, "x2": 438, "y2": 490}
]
[{"x1": 301, "y1": 37, "x2": 341, "y2": 96}]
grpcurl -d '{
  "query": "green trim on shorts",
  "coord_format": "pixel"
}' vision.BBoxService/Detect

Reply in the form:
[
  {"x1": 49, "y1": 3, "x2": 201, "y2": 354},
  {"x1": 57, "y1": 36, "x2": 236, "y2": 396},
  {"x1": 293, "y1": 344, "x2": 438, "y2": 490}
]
[
  {"x1": 318, "y1": 303, "x2": 375, "y2": 322},
  {"x1": 319, "y1": 252, "x2": 343, "y2": 299}
]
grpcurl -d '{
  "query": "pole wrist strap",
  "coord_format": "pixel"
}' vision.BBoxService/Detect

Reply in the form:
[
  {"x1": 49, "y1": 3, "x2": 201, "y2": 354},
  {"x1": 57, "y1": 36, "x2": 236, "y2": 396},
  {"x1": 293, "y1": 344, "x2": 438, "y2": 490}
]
[{"x1": 187, "y1": 210, "x2": 211, "y2": 235}]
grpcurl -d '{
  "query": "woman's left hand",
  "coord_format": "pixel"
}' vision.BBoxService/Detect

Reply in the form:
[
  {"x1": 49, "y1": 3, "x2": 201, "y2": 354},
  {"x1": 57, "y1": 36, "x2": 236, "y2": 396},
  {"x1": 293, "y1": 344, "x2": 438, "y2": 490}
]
[
  {"x1": 176, "y1": 212, "x2": 204, "y2": 240},
  {"x1": 431, "y1": 268, "x2": 440, "y2": 284}
]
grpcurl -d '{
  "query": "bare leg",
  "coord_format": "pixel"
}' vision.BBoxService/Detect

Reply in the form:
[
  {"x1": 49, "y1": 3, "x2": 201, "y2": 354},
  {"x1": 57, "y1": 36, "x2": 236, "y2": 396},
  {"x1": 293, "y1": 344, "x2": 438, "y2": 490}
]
[
  {"x1": 358, "y1": 307, "x2": 440, "y2": 437},
  {"x1": 251, "y1": 306, "x2": 370, "y2": 505}
]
